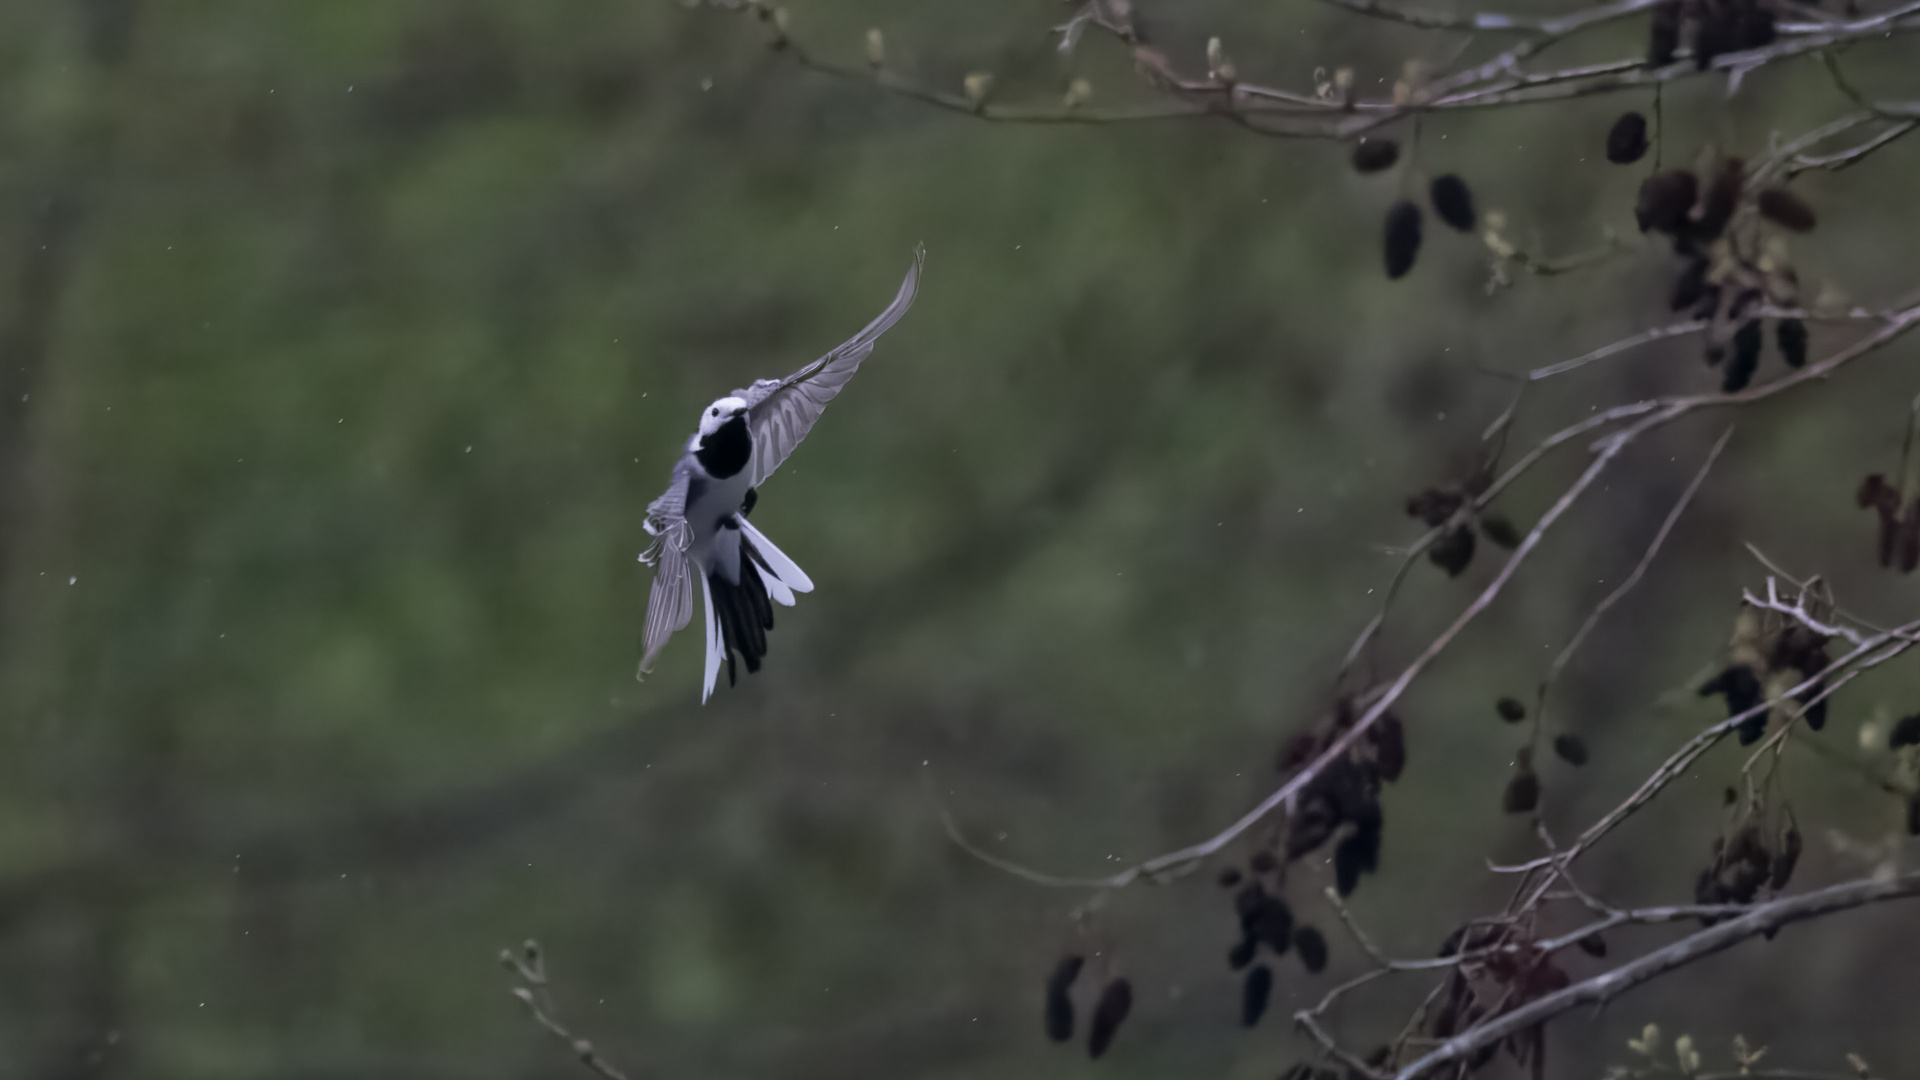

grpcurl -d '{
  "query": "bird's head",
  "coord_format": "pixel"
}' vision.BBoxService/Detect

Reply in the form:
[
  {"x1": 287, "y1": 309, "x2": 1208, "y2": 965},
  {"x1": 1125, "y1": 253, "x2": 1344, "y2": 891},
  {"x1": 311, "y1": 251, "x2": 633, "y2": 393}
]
[{"x1": 698, "y1": 396, "x2": 748, "y2": 438}]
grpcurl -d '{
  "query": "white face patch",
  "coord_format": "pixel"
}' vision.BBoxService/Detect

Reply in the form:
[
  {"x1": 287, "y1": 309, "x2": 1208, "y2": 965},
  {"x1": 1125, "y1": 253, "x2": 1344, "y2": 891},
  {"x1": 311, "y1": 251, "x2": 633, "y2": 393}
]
[{"x1": 697, "y1": 396, "x2": 749, "y2": 438}]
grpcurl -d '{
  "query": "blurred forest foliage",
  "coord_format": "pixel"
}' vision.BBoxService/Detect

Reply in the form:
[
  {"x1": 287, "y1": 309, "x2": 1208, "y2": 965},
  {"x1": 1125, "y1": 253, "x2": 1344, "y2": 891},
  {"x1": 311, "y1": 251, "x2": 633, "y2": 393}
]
[{"x1": 1, "y1": 1, "x2": 1917, "y2": 1077}]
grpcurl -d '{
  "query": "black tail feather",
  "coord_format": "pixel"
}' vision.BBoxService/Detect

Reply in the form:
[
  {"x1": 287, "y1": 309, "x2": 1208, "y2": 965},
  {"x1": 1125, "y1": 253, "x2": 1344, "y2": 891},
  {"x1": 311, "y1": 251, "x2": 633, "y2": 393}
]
[{"x1": 709, "y1": 556, "x2": 775, "y2": 684}]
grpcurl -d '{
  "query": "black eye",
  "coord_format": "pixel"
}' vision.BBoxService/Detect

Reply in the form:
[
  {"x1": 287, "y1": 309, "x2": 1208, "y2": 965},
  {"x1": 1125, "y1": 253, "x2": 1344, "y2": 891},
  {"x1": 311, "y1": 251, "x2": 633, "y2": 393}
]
[{"x1": 710, "y1": 408, "x2": 719, "y2": 416}]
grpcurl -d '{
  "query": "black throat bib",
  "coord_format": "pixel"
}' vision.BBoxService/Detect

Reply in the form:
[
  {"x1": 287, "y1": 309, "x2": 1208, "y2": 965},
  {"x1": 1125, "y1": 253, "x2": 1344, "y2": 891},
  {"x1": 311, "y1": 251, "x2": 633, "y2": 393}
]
[{"x1": 696, "y1": 415, "x2": 752, "y2": 479}]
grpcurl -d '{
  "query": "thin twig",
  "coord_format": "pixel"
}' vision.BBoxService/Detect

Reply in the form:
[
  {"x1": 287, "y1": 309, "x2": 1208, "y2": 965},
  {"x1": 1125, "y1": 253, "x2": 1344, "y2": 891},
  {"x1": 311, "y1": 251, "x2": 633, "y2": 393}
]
[
  {"x1": 1530, "y1": 321, "x2": 1707, "y2": 381},
  {"x1": 1392, "y1": 873, "x2": 1920, "y2": 1079},
  {"x1": 501, "y1": 941, "x2": 633, "y2": 1080},
  {"x1": 953, "y1": 303, "x2": 1920, "y2": 891},
  {"x1": 1538, "y1": 427, "x2": 1733, "y2": 711}
]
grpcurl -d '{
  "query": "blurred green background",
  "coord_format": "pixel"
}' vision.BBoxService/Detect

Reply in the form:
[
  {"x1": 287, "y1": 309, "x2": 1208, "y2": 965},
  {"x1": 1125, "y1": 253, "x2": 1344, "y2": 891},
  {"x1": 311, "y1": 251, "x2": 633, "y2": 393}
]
[{"x1": 2, "y1": 1, "x2": 1918, "y2": 1077}]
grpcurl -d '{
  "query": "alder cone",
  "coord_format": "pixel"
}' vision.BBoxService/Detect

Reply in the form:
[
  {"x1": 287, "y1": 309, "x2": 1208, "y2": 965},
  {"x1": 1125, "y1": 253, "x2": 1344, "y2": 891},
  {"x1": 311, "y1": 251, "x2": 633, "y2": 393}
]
[
  {"x1": 1606, "y1": 112, "x2": 1649, "y2": 164},
  {"x1": 1352, "y1": 138, "x2": 1400, "y2": 173},
  {"x1": 1385, "y1": 200, "x2": 1423, "y2": 279},
  {"x1": 1429, "y1": 174, "x2": 1477, "y2": 232}
]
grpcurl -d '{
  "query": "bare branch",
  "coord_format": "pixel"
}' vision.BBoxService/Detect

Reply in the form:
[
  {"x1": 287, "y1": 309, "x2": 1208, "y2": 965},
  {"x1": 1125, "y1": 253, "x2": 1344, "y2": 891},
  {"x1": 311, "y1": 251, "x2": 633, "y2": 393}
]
[
  {"x1": 1392, "y1": 873, "x2": 1920, "y2": 1080},
  {"x1": 682, "y1": 0, "x2": 1920, "y2": 143},
  {"x1": 950, "y1": 302, "x2": 1920, "y2": 891},
  {"x1": 500, "y1": 941, "x2": 633, "y2": 1080},
  {"x1": 1539, "y1": 427, "x2": 1733, "y2": 708},
  {"x1": 1529, "y1": 321, "x2": 1707, "y2": 381},
  {"x1": 1312, "y1": 0, "x2": 1663, "y2": 35}
]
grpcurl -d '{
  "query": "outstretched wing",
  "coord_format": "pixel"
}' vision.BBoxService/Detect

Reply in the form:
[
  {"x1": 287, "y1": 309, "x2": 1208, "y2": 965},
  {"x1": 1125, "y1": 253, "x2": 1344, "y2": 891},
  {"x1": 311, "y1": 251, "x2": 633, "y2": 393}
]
[
  {"x1": 637, "y1": 463, "x2": 696, "y2": 677},
  {"x1": 737, "y1": 245, "x2": 923, "y2": 488}
]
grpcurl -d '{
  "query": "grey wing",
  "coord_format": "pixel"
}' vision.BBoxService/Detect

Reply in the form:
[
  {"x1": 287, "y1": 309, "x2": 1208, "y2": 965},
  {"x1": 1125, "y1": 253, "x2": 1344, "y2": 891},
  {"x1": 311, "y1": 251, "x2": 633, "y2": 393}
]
[
  {"x1": 739, "y1": 244, "x2": 923, "y2": 487},
  {"x1": 638, "y1": 463, "x2": 696, "y2": 676}
]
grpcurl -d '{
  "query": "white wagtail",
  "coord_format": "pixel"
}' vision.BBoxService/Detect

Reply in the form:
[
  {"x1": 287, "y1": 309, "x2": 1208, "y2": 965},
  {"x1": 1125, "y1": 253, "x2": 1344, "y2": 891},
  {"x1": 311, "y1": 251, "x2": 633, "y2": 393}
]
[{"x1": 638, "y1": 246, "x2": 923, "y2": 700}]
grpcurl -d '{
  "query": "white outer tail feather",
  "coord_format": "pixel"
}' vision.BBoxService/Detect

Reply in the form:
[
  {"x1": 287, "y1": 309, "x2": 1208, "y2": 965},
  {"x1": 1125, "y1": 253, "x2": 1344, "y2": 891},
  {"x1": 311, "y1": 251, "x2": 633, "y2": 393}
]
[
  {"x1": 701, "y1": 574, "x2": 723, "y2": 703},
  {"x1": 695, "y1": 519, "x2": 811, "y2": 703},
  {"x1": 738, "y1": 518, "x2": 813, "y2": 597}
]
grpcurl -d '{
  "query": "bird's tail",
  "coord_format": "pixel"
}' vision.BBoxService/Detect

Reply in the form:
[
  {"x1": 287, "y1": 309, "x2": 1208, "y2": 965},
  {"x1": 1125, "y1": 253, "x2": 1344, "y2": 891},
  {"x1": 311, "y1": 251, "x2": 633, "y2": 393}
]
[
  {"x1": 699, "y1": 520, "x2": 812, "y2": 703},
  {"x1": 707, "y1": 555, "x2": 774, "y2": 695},
  {"x1": 737, "y1": 517, "x2": 813, "y2": 601}
]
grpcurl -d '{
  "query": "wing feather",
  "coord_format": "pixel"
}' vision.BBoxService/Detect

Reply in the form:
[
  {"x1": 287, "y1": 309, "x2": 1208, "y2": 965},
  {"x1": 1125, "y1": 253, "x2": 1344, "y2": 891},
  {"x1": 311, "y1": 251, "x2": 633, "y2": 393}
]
[
  {"x1": 637, "y1": 465, "x2": 696, "y2": 677},
  {"x1": 741, "y1": 245, "x2": 923, "y2": 487}
]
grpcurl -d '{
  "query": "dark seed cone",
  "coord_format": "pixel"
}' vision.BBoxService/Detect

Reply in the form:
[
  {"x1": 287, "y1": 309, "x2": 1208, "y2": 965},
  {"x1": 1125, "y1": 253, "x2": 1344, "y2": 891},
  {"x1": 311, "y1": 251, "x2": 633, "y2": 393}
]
[
  {"x1": 1496, "y1": 697, "x2": 1527, "y2": 722},
  {"x1": 1670, "y1": 257, "x2": 1711, "y2": 312},
  {"x1": 1334, "y1": 834, "x2": 1364, "y2": 897},
  {"x1": 1293, "y1": 926, "x2": 1328, "y2": 974},
  {"x1": 1044, "y1": 955, "x2": 1083, "y2": 1042},
  {"x1": 1606, "y1": 112, "x2": 1649, "y2": 164},
  {"x1": 1702, "y1": 664, "x2": 1763, "y2": 716},
  {"x1": 1889, "y1": 713, "x2": 1920, "y2": 749},
  {"x1": 1735, "y1": 2, "x2": 1777, "y2": 48},
  {"x1": 1503, "y1": 769, "x2": 1540, "y2": 814},
  {"x1": 1723, "y1": 319, "x2": 1762, "y2": 392},
  {"x1": 1087, "y1": 978, "x2": 1132, "y2": 1059},
  {"x1": 1771, "y1": 821, "x2": 1802, "y2": 890},
  {"x1": 1776, "y1": 318, "x2": 1808, "y2": 368},
  {"x1": 1648, "y1": 0, "x2": 1681, "y2": 65},
  {"x1": 1479, "y1": 514, "x2": 1521, "y2": 549},
  {"x1": 1576, "y1": 932, "x2": 1608, "y2": 958},
  {"x1": 1695, "y1": 6, "x2": 1735, "y2": 70},
  {"x1": 1552, "y1": 734, "x2": 1589, "y2": 766},
  {"x1": 1385, "y1": 200, "x2": 1423, "y2": 279},
  {"x1": 1241, "y1": 965, "x2": 1273, "y2": 1027},
  {"x1": 1429, "y1": 174, "x2": 1477, "y2": 232},
  {"x1": 1228, "y1": 936, "x2": 1257, "y2": 971},
  {"x1": 1757, "y1": 187, "x2": 1816, "y2": 232},
  {"x1": 1406, "y1": 488, "x2": 1465, "y2": 526},
  {"x1": 1352, "y1": 138, "x2": 1400, "y2": 173},
  {"x1": 1045, "y1": 984, "x2": 1075, "y2": 1042},
  {"x1": 1636, "y1": 170, "x2": 1697, "y2": 234},
  {"x1": 1373, "y1": 712, "x2": 1406, "y2": 782},
  {"x1": 1429, "y1": 525, "x2": 1476, "y2": 576},
  {"x1": 1694, "y1": 158, "x2": 1745, "y2": 241},
  {"x1": 1795, "y1": 677, "x2": 1828, "y2": 731}
]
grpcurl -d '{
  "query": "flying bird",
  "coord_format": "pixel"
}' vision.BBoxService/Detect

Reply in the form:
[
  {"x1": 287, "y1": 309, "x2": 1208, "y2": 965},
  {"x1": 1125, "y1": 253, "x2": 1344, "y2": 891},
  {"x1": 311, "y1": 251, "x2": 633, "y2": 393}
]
[{"x1": 638, "y1": 246, "x2": 924, "y2": 701}]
